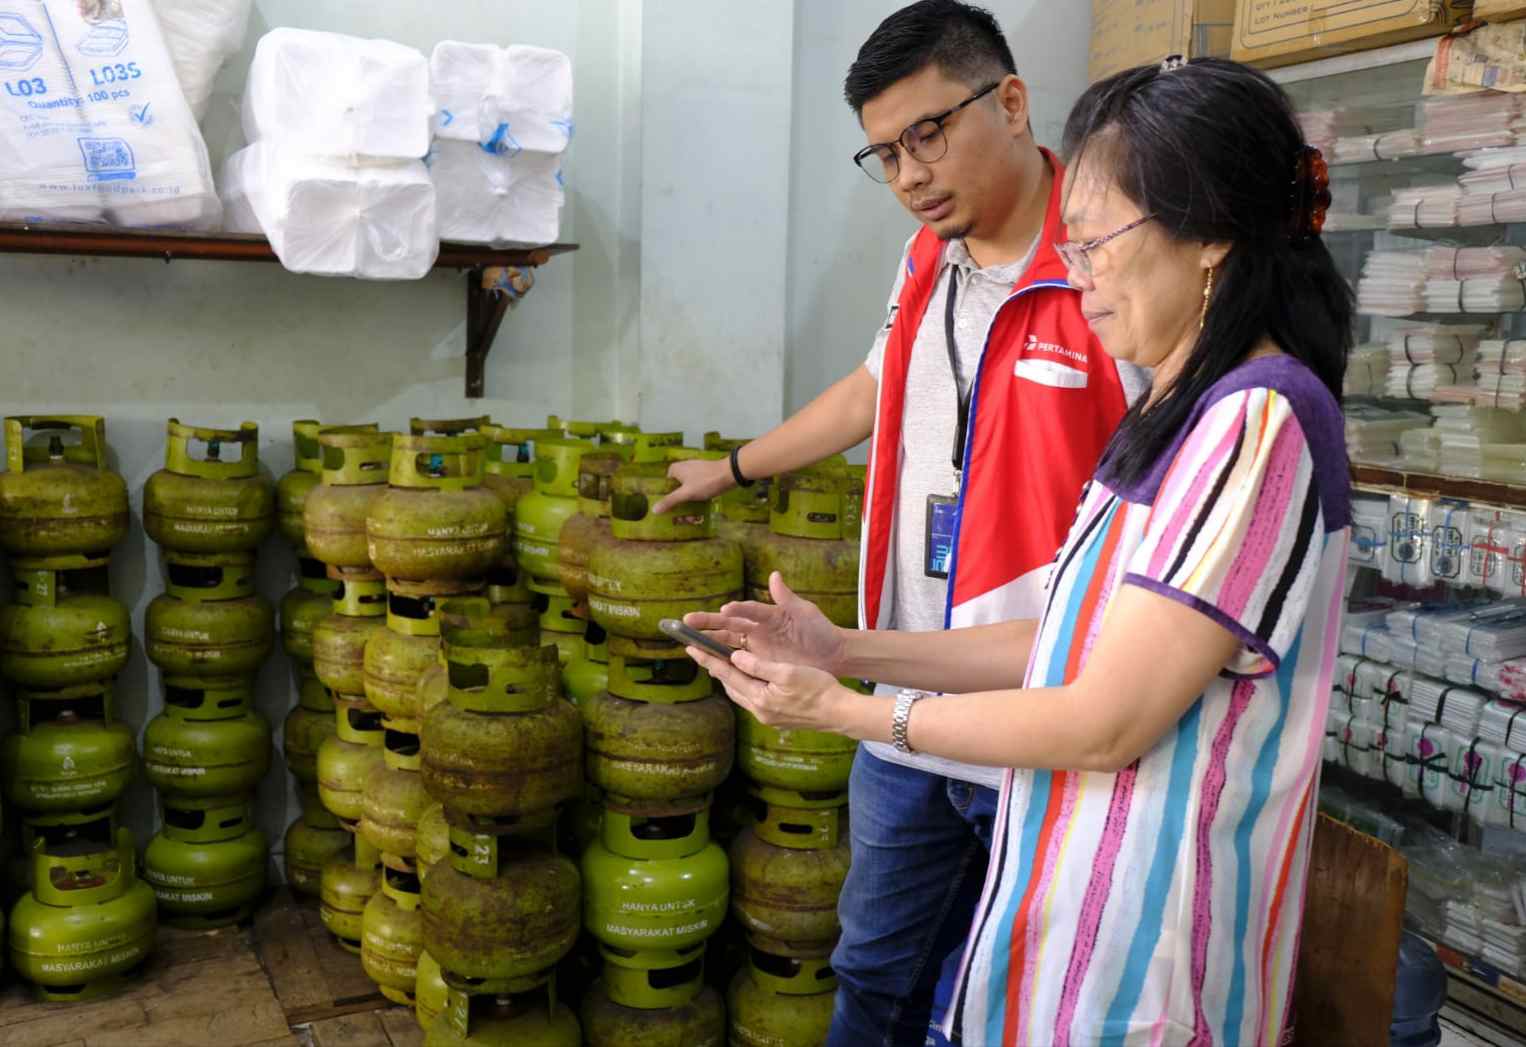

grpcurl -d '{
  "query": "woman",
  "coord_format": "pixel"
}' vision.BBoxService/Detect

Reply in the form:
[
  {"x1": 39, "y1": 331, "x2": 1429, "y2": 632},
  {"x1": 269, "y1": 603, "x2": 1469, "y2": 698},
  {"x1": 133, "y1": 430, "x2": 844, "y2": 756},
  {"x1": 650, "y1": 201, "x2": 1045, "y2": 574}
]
[{"x1": 685, "y1": 57, "x2": 1351, "y2": 1046}]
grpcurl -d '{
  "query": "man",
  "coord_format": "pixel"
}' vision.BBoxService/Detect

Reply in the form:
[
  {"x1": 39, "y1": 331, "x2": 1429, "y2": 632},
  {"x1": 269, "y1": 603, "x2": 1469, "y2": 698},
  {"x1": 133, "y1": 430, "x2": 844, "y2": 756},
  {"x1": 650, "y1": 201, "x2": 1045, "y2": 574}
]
[{"x1": 659, "y1": 4, "x2": 1141, "y2": 1043}]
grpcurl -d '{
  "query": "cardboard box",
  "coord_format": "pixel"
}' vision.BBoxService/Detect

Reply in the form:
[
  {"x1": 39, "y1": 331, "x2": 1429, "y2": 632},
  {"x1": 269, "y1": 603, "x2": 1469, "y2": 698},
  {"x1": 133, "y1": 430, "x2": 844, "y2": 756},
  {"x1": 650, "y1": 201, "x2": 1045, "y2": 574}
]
[
  {"x1": 1476, "y1": 0, "x2": 1526, "y2": 21},
  {"x1": 1088, "y1": 0, "x2": 1236, "y2": 84},
  {"x1": 1231, "y1": 1, "x2": 1475, "y2": 68}
]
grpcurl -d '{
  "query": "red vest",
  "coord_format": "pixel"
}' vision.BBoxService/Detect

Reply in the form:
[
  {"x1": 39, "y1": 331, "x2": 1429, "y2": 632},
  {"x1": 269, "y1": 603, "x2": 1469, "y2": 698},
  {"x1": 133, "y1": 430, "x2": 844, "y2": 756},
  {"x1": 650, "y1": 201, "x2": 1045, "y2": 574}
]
[{"x1": 860, "y1": 150, "x2": 1130, "y2": 631}]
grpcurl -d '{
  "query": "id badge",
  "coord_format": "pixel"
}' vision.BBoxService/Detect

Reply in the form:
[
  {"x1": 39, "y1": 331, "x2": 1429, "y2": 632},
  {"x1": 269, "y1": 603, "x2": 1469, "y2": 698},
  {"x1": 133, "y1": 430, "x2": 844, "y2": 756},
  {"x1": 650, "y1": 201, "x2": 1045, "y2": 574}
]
[{"x1": 925, "y1": 494, "x2": 958, "y2": 579}]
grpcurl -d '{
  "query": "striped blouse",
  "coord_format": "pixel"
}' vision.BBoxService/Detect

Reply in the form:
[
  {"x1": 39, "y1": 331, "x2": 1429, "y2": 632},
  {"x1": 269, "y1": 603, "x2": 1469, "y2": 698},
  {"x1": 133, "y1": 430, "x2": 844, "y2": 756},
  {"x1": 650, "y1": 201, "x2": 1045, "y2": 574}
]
[{"x1": 948, "y1": 356, "x2": 1350, "y2": 1046}]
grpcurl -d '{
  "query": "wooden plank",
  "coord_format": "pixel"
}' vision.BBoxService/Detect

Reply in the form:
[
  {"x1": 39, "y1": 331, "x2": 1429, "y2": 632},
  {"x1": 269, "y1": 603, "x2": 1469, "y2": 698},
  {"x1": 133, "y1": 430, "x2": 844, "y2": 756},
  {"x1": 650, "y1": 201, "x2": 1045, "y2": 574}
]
[
  {"x1": 155, "y1": 924, "x2": 254, "y2": 968},
  {"x1": 1292, "y1": 814, "x2": 1408, "y2": 1047},
  {"x1": 308, "y1": 1012, "x2": 392, "y2": 1047},
  {"x1": 254, "y1": 896, "x2": 333, "y2": 1019},
  {"x1": 377, "y1": 1007, "x2": 425, "y2": 1047},
  {"x1": 1350, "y1": 463, "x2": 1526, "y2": 511},
  {"x1": 2, "y1": 953, "x2": 291, "y2": 1047}
]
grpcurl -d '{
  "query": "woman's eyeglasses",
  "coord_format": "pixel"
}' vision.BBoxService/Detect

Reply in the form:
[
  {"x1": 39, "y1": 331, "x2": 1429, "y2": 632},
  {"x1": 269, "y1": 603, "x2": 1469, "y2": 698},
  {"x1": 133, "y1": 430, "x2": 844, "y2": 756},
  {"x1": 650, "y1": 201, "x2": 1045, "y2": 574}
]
[{"x1": 1055, "y1": 214, "x2": 1156, "y2": 279}]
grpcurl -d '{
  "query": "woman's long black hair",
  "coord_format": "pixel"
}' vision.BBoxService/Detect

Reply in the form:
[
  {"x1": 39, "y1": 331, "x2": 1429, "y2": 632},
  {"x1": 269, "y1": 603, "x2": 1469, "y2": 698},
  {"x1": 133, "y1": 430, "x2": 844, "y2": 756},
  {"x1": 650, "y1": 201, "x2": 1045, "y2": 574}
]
[{"x1": 1062, "y1": 58, "x2": 1353, "y2": 489}]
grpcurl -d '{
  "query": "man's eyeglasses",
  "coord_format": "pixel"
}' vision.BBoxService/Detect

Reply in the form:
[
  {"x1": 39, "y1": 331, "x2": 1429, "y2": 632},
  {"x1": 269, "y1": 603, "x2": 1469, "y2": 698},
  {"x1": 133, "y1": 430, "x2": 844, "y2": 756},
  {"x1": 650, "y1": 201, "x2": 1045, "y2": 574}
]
[
  {"x1": 1055, "y1": 214, "x2": 1155, "y2": 280},
  {"x1": 853, "y1": 82, "x2": 1000, "y2": 185}
]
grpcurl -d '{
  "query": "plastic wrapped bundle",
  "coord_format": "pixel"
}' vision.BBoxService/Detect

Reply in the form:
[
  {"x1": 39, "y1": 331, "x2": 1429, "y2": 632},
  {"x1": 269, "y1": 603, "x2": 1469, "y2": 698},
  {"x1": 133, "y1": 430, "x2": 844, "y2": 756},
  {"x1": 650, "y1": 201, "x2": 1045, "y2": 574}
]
[
  {"x1": 1335, "y1": 128, "x2": 1420, "y2": 164},
  {"x1": 1404, "y1": 675, "x2": 1486, "y2": 737},
  {"x1": 1425, "y1": 246, "x2": 1526, "y2": 278},
  {"x1": 1469, "y1": 508, "x2": 1521, "y2": 590},
  {"x1": 1449, "y1": 737, "x2": 1499, "y2": 821},
  {"x1": 428, "y1": 142, "x2": 563, "y2": 246},
  {"x1": 242, "y1": 28, "x2": 433, "y2": 159},
  {"x1": 1424, "y1": 274, "x2": 1526, "y2": 314},
  {"x1": 1391, "y1": 324, "x2": 1487, "y2": 365},
  {"x1": 1421, "y1": 93, "x2": 1524, "y2": 154},
  {"x1": 1434, "y1": 407, "x2": 1526, "y2": 477},
  {"x1": 1380, "y1": 719, "x2": 1414, "y2": 791},
  {"x1": 1410, "y1": 720, "x2": 1459, "y2": 809},
  {"x1": 430, "y1": 42, "x2": 573, "y2": 155},
  {"x1": 1334, "y1": 713, "x2": 1382, "y2": 779},
  {"x1": 1478, "y1": 700, "x2": 1526, "y2": 750},
  {"x1": 1350, "y1": 495, "x2": 1390, "y2": 568},
  {"x1": 1344, "y1": 343, "x2": 1389, "y2": 398},
  {"x1": 0, "y1": 0, "x2": 220, "y2": 229},
  {"x1": 1492, "y1": 748, "x2": 1526, "y2": 829},
  {"x1": 1435, "y1": 598, "x2": 1526, "y2": 660},
  {"x1": 221, "y1": 142, "x2": 439, "y2": 279},
  {"x1": 1357, "y1": 250, "x2": 1427, "y2": 316},
  {"x1": 1479, "y1": 663, "x2": 1526, "y2": 703},
  {"x1": 1389, "y1": 184, "x2": 1461, "y2": 231},
  {"x1": 1345, "y1": 404, "x2": 1432, "y2": 465},
  {"x1": 1459, "y1": 189, "x2": 1526, "y2": 227},
  {"x1": 1397, "y1": 426, "x2": 1440, "y2": 471},
  {"x1": 150, "y1": 0, "x2": 252, "y2": 121},
  {"x1": 1342, "y1": 599, "x2": 1404, "y2": 658},
  {"x1": 1383, "y1": 493, "x2": 1436, "y2": 587}
]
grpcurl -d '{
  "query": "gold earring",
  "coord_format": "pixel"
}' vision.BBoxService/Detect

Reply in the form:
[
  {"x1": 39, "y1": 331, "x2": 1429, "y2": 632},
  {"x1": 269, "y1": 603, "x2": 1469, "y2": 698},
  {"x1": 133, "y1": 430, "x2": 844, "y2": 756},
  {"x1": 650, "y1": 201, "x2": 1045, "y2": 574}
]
[{"x1": 1200, "y1": 267, "x2": 1215, "y2": 330}]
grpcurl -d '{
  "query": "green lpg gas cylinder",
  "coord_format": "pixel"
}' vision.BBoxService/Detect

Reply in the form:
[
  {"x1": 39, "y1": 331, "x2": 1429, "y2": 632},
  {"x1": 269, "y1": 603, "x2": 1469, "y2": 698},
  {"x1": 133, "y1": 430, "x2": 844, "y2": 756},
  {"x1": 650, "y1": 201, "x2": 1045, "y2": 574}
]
[
  {"x1": 367, "y1": 434, "x2": 505, "y2": 581},
  {"x1": 360, "y1": 730, "x2": 430, "y2": 865},
  {"x1": 557, "y1": 451, "x2": 621, "y2": 603},
  {"x1": 364, "y1": 578, "x2": 482, "y2": 727},
  {"x1": 582, "y1": 800, "x2": 729, "y2": 954},
  {"x1": 282, "y1": 558, "x2": 341, "y2": 663},
  {"x1": 304, "y1": 428, "x2": 394, "y2": 569},
  {"x1": 586, "y1": 464, "x2": 742, "y2": 644},
  {"x1": 143, "y1": 795, "x2": 267, "y2": 929},
  {"x1": 411, "y1": 416, "x2": 491, "y2": 439},
  {"x1": 730, "y1": 788, "x2": 850, "y2": 952},
  {"x1": 9, "y1": 824, "x2": 157, "y2": 1002},
  {"x1": 582, "y1": 945, "x2": 726, "y2": 1047},
  {"x1": 144, "y1": 420, "x2": 274, "y2": 554},
  {"x1": 284, "y1": 702, "x2": 339, "y2": 785},
  {"x1": 727, "y1": 947, "x2": 837, "y2": 1047},
  {"x1": 313, "y1": 574, "x2": 388, "y2": 696},
  {"x1": 416, "y1": 947, "x2": 450, "y2": 1030},
  {"x1": 143, "y1": 680, "x2": 272, "y2": 800},
  {"x1": 581, "y1": 651, "x2": 734, "y2": 803},
  {"x1": 1, "y1": 684, "x2": 135, "y2": 812},
  {"x1": 750, "y1": 471, "x2": 859, "y2": 629},
  {"x1": 415, "y1": 803, "x2": 449, "y2": 884},
  {"x1": 514, "y1": 437, "x2": 595, "y2": 588},
  {"x1": 424, "y1": 984, "x2": 580, "y2": 1046},
  {"x1": 145, "y1": 552, "x2": 274, "y2": 678},
  {"x1": 562, "y1": 621, "x2": 609, "y2": 706},
  {"x1": 0, "y1": 555, "x2": 129, "y2": 688},
  {"x1": 536, "y1": 584, "x2": 586, "y2": 666},
  {"x1": 321, "y1": 837, "x2": 383, "y2": 954},
  {"x1": 277, "y1": 419, "x2": 324, "y2": 548},
  {"x1": 736, "y1": 707, "x2": 856, "y2": 794},
  {"x1": 420, "y1": 825, "x2": 580, "y2": 985},
  {"x1": 420, "y1": 623, "x2": 579, "y2": 827},
  {"x1": 317, "y1": 697, "x2": 386, "y2": 823},
  {"x1": 363, "y1": 866, "x2": 425, "y2": 1006},
  {"x1": 0, "y1": 416, "x2": 128, "y2": 557},
  {"x1": 286, "y1": 788, "x2": 350, "y2": 899}
]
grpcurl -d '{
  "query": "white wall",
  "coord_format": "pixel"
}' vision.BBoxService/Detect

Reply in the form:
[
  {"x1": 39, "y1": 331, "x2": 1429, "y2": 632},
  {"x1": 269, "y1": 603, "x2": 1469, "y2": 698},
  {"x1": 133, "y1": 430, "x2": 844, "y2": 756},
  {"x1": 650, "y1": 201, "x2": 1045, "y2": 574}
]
[{"x1": 0, "y1": 0, "x2": 1092, "y2": 866}]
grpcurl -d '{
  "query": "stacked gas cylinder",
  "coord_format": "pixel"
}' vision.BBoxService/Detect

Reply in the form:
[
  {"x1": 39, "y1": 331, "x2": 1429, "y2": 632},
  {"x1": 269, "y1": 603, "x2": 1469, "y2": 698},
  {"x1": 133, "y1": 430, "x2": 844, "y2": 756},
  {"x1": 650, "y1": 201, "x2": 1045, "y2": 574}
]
[
  {"x1": 0, "y1": 415, "x2": 153, "y2": 1001},
  {"x1": 274, "y1": 421, "x2": 351, "y2": 899},
  {"x1": 404, "y1": 420, "x2": 585, "y2": 1043},
  {"x1": 728, "y1": 456, "x2": 864, "y2": 1047},
  {"x1": 140, "y1": 421, "x2": 276, "y2": 932},
  {"x1": 571, "y1": 429, "x2": 741, "y2": 1047}
]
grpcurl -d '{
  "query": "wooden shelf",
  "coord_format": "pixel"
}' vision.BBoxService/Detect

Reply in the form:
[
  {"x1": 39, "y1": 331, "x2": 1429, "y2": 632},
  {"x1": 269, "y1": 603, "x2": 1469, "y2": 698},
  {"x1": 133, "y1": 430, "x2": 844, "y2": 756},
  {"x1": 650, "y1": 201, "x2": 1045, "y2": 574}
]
[
  {"x1": 0, "y1": 223, "x2": 579, "y2": 398},
  {"x1": 1351, "y1": 463, "x2": 1526, "y2": 510}
]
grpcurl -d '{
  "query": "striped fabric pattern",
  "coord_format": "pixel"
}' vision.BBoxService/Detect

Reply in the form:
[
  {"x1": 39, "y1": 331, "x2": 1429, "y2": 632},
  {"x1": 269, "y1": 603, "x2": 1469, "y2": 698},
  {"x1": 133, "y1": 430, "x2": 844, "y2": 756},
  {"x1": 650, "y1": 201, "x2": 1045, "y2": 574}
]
[{"x1": 951, "y1": 362, "x2": 1350, "y2": 1047}]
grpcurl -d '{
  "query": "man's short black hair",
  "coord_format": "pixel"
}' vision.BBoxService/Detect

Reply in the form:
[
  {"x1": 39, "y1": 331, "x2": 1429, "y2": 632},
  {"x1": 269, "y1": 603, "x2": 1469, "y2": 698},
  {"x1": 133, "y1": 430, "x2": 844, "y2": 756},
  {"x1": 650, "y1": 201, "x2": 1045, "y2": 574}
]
[{"x1": 844, "y1": 1, "x2": 1016, "y2": 116}]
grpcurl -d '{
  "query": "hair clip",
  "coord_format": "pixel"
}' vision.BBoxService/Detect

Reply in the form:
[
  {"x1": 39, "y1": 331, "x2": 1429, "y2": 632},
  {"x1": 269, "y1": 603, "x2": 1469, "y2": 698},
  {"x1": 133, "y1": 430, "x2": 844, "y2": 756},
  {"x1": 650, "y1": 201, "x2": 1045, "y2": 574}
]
[{"x1": 1159, "y1": 54, "x2": 1187, "y2": 73}]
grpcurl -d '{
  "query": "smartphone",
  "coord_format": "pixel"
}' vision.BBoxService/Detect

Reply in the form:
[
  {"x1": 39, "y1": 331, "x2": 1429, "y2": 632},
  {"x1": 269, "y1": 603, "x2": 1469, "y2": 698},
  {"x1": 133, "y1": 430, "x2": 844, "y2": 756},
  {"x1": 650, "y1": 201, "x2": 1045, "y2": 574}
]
[{"x1": 659, "y1": 618, "x2": 737, "y2": 660}]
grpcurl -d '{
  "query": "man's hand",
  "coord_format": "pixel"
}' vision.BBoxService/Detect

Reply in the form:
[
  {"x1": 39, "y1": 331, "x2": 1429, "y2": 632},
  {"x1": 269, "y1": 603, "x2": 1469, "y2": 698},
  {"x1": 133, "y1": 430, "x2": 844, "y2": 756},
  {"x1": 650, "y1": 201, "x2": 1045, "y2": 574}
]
[{"x1": 653, "y1": 456, "x2": 735, "y2": 515}]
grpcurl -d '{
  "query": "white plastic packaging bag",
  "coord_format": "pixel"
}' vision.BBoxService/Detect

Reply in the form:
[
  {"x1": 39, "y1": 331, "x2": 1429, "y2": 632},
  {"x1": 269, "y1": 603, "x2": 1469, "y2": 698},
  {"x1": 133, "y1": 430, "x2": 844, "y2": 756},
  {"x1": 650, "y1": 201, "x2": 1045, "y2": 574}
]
[
  {"x1": 0, "y1": 0, "x2": 219, "y2": 228},
  {"x1": 243, "y1": 27, "x2": 432, "y2": 159},
  {"x1": 428, "y1": 140, "x2": 562, "y2": 246},
  {"x1": 149, "y1": 0, "x2": 252, "y2": 122},
  {"x1": 222, "y1": 141, "x2": 438, "y2": 280},
  {"x1": 430, "y1": 41, "x2": 572, "y2": 155}
]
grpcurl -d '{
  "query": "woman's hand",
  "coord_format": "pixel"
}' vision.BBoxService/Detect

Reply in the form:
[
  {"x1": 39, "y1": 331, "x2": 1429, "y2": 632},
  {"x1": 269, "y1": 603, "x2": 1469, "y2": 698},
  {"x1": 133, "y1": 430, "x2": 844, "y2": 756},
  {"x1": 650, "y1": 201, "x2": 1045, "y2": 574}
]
[
  {"x1": 686, "y1": 644, "x2": 857, "y2": 733},
  {"x1": 683, "y1": 572, "x2": 848, "y2": 674}
]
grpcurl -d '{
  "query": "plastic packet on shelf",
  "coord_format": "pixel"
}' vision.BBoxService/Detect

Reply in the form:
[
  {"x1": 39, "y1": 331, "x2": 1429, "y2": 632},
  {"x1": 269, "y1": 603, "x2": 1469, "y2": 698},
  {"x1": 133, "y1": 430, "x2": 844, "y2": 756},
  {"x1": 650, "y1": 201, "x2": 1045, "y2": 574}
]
[
  {"x1": 0, "y1": 0, "x2": 220, "y2": 229},
  {"x1": 428, "y1": 142, "x2": 563, "y2": 247},
  {"x1": 1384, "y1": 493, "x2": 1435, "y2": 587},
  {"x1": 1410, "y1": 720, "x2": 1459, "y2": 810},
  {"x1": 242, "y1": 27, "x2": 432, "y2": 159},
  {"x1": 149, "y1": 0, "x2": 252, "y2": 122}
]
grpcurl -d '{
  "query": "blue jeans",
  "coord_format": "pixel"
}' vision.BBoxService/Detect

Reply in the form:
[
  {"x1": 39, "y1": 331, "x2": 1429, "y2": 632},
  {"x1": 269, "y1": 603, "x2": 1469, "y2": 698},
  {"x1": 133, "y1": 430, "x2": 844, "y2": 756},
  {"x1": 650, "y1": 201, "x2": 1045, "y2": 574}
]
[{"x1": 828, "y1": 747, "x2": 999, "y2": 1047}]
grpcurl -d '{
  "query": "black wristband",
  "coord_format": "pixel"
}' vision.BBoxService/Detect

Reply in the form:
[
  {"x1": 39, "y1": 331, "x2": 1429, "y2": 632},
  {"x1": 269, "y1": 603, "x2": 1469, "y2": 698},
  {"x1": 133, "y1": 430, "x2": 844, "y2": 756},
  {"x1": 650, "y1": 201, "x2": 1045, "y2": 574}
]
[{"x1": 729, "y1": 445, "x2": 755, "y2": 488}]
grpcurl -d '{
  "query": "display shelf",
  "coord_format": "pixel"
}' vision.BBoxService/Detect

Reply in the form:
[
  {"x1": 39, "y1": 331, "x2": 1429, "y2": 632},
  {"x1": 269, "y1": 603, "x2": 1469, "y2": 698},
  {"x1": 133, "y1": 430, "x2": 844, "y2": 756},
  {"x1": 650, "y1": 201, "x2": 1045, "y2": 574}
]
[
  {"x1": 1351, "y1": 463, "x2": 1526, "y2": 510},
  {"x1": 0, "y1": 222, "x2": 579, "y2": 399},
  {"x1": 1330, "y1": 152, "x2": 1466, "y2": 181},
  {"x1": 1389, "y1": 223, "x2": 1512, "y2": 246},
  {"x1": 1426, "y1": 936, "x2": 1526, "y2": 1039}
]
